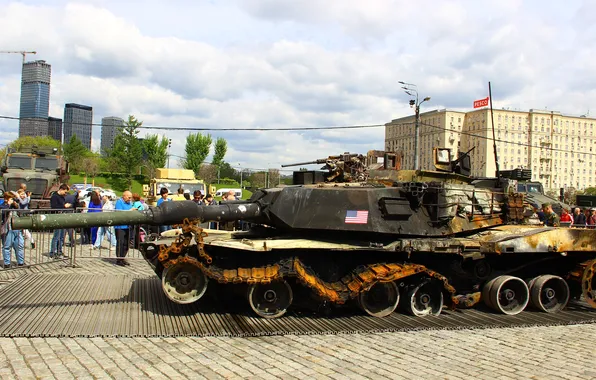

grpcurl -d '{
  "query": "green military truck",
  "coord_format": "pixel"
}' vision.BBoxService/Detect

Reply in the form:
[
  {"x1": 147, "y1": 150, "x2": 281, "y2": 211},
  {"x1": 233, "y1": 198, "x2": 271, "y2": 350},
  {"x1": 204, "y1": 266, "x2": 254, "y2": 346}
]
[{"x1": 0, "y1": 146, "x2": 69, "y2": 209}]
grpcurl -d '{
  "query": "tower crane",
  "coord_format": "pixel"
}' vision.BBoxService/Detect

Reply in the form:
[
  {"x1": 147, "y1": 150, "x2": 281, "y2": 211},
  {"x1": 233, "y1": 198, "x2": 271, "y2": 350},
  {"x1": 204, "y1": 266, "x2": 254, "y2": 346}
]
[{"x1": 0, "y1": 51, "x2": 37, "y2": 63}]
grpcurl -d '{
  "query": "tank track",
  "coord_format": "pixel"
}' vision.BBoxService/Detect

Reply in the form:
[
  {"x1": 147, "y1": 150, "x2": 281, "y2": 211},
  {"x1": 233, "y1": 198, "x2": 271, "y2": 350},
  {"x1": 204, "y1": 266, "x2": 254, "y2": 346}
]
[{"x1": 153, "y1": 220, "x2": 486, "y2": 308}]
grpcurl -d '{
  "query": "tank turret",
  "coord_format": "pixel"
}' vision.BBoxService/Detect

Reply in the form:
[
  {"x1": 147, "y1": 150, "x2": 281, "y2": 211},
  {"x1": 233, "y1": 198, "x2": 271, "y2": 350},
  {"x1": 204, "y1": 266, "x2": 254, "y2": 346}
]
[{"x1": 14, "y1": 181, "x2": 509, "y2": 237}]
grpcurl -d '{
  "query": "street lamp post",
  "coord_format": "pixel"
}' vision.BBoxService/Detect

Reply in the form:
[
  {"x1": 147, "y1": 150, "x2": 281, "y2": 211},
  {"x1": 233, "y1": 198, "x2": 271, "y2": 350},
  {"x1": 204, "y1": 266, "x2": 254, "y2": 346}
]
[
  {"x1": 399, "y1": 81, "x2": 430, "y2": 171},
  {"x1": 238, "y1": 163, "x2": 243, "y2": 189},
  {"x1": 167, "y1": 138, "x2": 172, "y2": 169}
]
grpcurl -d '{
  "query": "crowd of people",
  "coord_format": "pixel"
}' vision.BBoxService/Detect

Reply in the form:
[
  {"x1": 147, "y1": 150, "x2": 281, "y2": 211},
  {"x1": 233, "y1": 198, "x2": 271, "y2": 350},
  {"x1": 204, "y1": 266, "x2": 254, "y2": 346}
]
[
  {"x1": 0, "y1": 185, "x2": 242, "y2": 268},
  {"x1": 533, "y1": 202, "x2": 596, "y2": 228}
]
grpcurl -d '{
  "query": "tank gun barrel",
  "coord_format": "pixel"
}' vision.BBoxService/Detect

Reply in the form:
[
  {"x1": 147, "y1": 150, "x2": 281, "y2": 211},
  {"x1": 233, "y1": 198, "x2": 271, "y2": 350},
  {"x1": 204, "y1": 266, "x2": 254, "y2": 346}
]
[
  {"x1": 281, "y1": 159, "x2": 327, "y2": 168},
  {"x1": 11, "y1": 201, "x2": 262, "y2": 230},
  {"x1": 281, "y1": 153, "x2": 359, "y2": 168}
]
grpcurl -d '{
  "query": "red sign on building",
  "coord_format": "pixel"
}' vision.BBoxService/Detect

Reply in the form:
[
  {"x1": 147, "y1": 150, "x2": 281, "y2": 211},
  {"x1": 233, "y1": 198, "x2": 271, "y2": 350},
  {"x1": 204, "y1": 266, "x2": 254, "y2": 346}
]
[{"x1": 473, "y1": 97, "x2": 489, "y2": 108}]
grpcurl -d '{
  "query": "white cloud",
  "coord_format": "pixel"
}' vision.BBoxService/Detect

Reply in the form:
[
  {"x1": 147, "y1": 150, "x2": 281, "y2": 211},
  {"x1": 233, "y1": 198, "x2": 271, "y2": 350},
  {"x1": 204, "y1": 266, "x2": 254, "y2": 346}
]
[{"x1": 0, "y1": 0, "x2": 594, "y2": 172}]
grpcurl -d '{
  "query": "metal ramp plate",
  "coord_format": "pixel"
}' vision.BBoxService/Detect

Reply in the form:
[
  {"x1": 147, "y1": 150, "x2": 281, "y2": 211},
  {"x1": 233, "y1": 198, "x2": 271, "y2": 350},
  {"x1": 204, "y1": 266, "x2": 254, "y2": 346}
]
[{"x1": 0, "y1": 273, "x2": 594, "y2": 338}]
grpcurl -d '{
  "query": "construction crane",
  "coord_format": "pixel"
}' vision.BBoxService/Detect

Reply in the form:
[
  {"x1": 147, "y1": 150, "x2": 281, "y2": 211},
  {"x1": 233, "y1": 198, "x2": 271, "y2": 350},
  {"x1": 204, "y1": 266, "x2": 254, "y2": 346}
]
[{"x1": 0, "y1": 50, "x2": 37, "y2": 63}]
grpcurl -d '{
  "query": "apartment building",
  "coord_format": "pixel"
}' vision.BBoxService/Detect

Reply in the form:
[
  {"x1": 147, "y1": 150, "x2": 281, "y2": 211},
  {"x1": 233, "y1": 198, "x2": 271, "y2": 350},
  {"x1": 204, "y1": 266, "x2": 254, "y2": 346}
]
[
  {"x1": 386, "y1": 108, "x2": 596, "y2": 191},
  {"x1": 385, "y1": 109, "x2": 466, "y2": 170}
]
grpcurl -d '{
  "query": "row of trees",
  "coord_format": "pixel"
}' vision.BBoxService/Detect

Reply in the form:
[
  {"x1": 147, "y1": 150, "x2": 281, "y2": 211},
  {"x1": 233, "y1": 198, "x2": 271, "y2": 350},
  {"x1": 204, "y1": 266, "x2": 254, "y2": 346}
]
[
  {"x1": 2, "y1": 115, "x2": 292, "y2": 190},
  {"x1": 6, "y1": 115, "x2": 233, "y2": 189}
]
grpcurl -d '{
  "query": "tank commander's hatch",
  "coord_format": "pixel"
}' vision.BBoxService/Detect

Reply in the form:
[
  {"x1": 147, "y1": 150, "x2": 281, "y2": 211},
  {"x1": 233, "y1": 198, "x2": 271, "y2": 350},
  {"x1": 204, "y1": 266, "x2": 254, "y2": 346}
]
[{"x1": 433, "y1": 147, "x2": 473, "y2": 176}]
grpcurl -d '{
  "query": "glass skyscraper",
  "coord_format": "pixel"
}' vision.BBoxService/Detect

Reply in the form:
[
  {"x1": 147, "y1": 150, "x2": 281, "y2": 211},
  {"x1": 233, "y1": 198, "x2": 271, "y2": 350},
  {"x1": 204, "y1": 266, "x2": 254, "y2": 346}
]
[
  {"x1": 101, "y1": 116, "x2": 124, "y2": 155},
  {"x1": 48, "y1": 117, "x2": 63, "y2": 143},
  {"x1": 63, "y1": 103, "x2": 93, "y2": 150},
  {"x1": 19, "y1": 60, "x2": 51, "y2": 137}
]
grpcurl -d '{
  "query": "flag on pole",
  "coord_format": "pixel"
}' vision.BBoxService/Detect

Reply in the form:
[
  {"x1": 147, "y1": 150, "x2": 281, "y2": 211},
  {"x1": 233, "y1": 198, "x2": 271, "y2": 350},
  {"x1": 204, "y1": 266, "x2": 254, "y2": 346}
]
[{"x1": 473, "y1": 97, "x2": 489, "y2": 108}]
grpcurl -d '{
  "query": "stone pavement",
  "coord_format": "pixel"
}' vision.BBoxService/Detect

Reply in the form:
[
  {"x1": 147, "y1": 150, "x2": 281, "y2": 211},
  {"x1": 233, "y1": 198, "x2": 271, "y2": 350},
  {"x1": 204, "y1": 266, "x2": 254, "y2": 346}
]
[{"x1": 0, "y1": 323, "x2": 594, "y2": 379}]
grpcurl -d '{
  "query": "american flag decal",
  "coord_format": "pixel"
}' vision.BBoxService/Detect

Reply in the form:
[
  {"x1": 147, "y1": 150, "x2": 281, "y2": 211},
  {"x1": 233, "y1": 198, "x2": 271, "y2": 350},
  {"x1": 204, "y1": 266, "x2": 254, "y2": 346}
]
[{"x1": 345, "y1": 210, "x2": 369, "y2": 224}]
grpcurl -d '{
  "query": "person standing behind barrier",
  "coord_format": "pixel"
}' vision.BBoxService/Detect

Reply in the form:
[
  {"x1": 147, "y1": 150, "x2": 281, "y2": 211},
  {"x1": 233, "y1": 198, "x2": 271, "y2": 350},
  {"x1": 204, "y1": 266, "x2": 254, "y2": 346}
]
[
  {"x1": 64, "y1": 190, "x2": 79, "y2": 247},
  {"x1": 17, "y1": 189, "x2": 34, "y2": 249},
  {"x1": 156, "y1": 187, "x2": 171, "y2": 233},
  {"x1": 88, "y1": 192, "x2": 102, "y2": 245},
  {"x1": 49, "y1": 184, "x2": 71, "y2": 259},
  {"x1": 0, "y1": 192, "x2": 24, "y2": 268},
  {"x1": 589, "y1": 209, "x2": 596, "y2": 227},
  {"x1": 114, "y1": 191, "x2": 133, "y2": 266},
  {"x1": 93, "y1": 195, "x2": 116, "y2": 250},
  {"x1": 541, "y1": 203, "x2": 560, "y2": 227},
  {"x1": 192, "y1": 190, "x2": 203, "y2": 204},
  {"x1": 130, "y1": 193, "x2": 145, "y2": 248},
  {"x1": 559, "y1": 208, "x2": 573, "y2": 225},
  {"x1": 573, "y1": 207, "x2": 586, "y2": 226},
  {"x1": 172, "y1": 187, "x2": 186, "y2": 201}
]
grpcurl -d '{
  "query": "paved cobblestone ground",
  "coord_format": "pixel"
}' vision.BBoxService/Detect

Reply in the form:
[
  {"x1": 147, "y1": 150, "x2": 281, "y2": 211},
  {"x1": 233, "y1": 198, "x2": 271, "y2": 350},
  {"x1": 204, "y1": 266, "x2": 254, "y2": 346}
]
[{"x1": 0, "y1": 323, "x2": 594, "y2": 379}]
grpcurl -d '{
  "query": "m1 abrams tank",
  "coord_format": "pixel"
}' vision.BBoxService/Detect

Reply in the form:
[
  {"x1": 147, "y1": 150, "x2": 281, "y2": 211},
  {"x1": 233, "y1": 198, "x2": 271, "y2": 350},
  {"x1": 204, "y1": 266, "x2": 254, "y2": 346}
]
[{"x1": 12, "y1": 148, "x2": 596, "y2": 319}]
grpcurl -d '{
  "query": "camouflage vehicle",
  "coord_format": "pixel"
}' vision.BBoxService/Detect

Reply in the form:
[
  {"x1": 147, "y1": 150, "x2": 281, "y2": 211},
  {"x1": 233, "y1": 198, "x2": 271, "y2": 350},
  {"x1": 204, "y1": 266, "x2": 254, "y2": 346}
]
[
  {"x1": 1, "y1": 146, "x2": 68, "y2": 208},
  {"x1": 143, "y1": 168, "x2": 207, "y2": 206},
  {"x1": 500, "y1": 168, "x2": 571, "y2": 214},
  {"x1": 13, "y1": 148, "x2": 596, "y2": 319}
]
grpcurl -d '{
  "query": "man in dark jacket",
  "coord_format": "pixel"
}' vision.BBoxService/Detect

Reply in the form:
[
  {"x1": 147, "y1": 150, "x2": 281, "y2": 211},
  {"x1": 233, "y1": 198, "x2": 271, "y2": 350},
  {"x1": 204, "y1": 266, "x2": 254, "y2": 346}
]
[
  {"x1": 63, "y1": 190, "x2": 79, "y2": 246},
  {"x1": 49, "y1": 184, "x2": 72, "y2": 258},
  {"x1": 573, "y1": 207, "x2": 587, "y2": 226}
]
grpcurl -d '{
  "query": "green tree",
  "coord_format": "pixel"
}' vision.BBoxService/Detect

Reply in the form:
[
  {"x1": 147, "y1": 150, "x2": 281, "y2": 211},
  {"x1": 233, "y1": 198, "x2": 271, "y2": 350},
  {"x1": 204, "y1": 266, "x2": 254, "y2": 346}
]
[
  {"x1": 218, "y1": 162, "x2": 236, "y2": 180},
  {"x1": 182, "y1": 133, "x2": 212, "y2": 175},
  {"x1": 62, "y1": 135, "x2": 90, "y2": 173},
  {"x1": 143, "y1": 134, "x2": 169, "y2": 179},
  {"x1": 212, "y1": 137, "x2": 227, "y2": 168},
  {"x1": 100, "y1": 148, "x2": 121, "y2": 175},
  {"x1": 9, "y1": 135, "x2": 60, "y2": 151},
  {"x1": 111, "y1": 115, "x2": 143, "y2": 189},
  {"x1": 198, "y1": 163, "x2": 218, "y2": 185},
  {"x1": 82, "y1": 155, "x2": 101, "y2": 186}
]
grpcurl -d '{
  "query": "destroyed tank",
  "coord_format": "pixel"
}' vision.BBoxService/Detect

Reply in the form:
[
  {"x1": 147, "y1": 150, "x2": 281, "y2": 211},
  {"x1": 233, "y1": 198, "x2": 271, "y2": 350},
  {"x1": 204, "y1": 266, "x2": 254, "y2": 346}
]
[{"x1": 12, "y1": 148, "x2": 596, "y2": 319}]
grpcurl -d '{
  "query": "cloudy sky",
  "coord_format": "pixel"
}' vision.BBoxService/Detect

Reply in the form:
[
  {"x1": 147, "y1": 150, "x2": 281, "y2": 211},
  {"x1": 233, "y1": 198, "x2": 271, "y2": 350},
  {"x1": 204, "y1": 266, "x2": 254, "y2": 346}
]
[{"x1": 0, "y1": 0, "x2": 594, "y2": 172}]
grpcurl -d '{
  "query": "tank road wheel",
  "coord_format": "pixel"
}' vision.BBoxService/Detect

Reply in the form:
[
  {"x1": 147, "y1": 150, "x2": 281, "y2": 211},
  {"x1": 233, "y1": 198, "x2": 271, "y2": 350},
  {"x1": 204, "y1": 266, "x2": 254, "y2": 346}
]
[
  {"x1": 404, "y1": 281, "x2": 443, "y2": 317},
  {"x1": 483, "y1": 275, "x2": 529, "y2": 315},
  {"x1": 161, "y1": 262, "x2": 209, "y2": 304},
  {"x1": 358, "y1": 281, "x2": 400, "y2": 318},
  {"x1": 248, "y1": 280, "x2": 293, "y2": 318},
  {"x1": 581, "y1": 260, "x2": 596, "y2": 308},
  {"x1": 529, "y1": 275, "x2": 570, "y2": 313}
]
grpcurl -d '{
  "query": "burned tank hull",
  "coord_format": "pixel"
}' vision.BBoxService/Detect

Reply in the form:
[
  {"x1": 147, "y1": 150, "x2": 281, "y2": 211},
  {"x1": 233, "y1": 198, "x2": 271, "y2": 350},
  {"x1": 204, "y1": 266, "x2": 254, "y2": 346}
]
[
  {"x1": 12, "y1": 170, "x2": 596, "y2": 319},
  {"x1": 135, "y1": 220, "x2": 596, "y2": 318}
]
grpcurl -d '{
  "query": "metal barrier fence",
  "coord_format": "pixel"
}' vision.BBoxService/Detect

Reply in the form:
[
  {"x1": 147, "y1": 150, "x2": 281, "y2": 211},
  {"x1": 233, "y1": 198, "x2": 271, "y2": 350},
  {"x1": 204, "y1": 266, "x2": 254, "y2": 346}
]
[{"x1": 1, "y1": 208, "x2": 151, "y2": 270}]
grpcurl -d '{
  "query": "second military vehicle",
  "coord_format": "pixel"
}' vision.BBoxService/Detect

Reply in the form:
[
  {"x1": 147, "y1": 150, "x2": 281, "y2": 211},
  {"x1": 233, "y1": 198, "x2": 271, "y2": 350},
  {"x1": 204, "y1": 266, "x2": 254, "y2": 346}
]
[
  {"x1": 13, "y1": 148, "x2": 596, "y2": 319},
  {"x1": 1, "y1": 146, "x2": 68, "y2": 208},
  {"x1": 143, "y1": 168, "x2": 207, "y2": 206}
]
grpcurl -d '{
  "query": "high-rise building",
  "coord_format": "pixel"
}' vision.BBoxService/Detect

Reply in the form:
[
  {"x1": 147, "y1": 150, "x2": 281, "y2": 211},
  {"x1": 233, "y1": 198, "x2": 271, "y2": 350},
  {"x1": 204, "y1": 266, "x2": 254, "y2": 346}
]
[
  {"x1": 63, "y1": 103, "x2": 93, "y2": 150},
  {"x1": 100, "y1": 116, "x2": 124, "y2": 155},
  {"x1": 19, "y1": 60, "x2": 51, "y2": 137},
  {"x1": 386, "y1": 108, "x2": 596, "y2": 191},
  {"x1": 48, "y1": 117, "x2": 62, "y2": 142}
]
